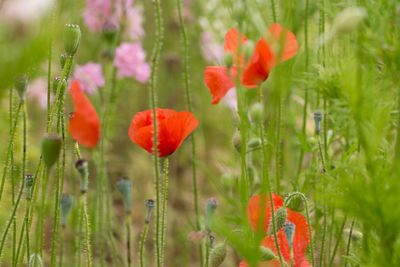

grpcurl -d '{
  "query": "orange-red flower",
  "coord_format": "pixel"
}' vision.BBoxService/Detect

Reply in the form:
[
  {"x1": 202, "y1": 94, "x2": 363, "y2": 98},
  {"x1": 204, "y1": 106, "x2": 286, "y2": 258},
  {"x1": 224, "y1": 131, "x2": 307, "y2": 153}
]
[
  {"x1": 204, "y1": 23, "x2": 298, "y2": 104},
  {"x1": 239, "y1": 194, "x2": 310, "y2": 267},
  {"x1": 128, "y1": 108, "x2": 199, "y2": 157},
  {"x1": 68, "y1": 80, "x2": 100, "y2": 148}
]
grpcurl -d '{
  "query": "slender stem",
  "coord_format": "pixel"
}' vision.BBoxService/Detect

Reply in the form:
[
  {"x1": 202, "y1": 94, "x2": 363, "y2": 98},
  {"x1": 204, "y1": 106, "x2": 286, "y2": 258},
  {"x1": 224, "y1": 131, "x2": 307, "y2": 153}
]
[
  {"x1": 270, "y1": 0, "x2": 277, "y2": 22},
  {"x1": 125, "y1": 216, "x2": 132, "y2": 267},
  {"x1": 328, "y1": 216, "x2": 347, "y2": 267},
  {"x1": 59, "y1": 227, "x2": 65, "y2": 267},
  {"x1": 344, "y1": 220, "x2": 355, "y2": 267},
  {"x1": 81, "y1": 193, "x2": 92, "y2": 267},
  {"x1": 160, "y1": 158, "x2": 169, "y2": 264},
  {"x1": 275, "y1": 95, "x2": 283, "y2": 194},
  {"x1": 9, "y1": 88, "x2": 16, "y2": 265},
  {"x1": 139, "y1": 223, "x2": 149, "y2": 267}
]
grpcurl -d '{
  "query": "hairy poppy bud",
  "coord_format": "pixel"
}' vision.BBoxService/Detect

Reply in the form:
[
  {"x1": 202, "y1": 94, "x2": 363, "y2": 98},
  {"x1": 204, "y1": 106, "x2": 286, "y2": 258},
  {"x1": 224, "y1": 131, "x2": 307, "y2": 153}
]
[
  {"x1": 232, "y1": 130, "x2": 241, "y2": 152},
  {"x1": 313, "y1": 111, "x2": 323, "y2": 134},
  {"x1": 25, "y1": 174, "x2": 34, "y2": 200},
  {"x1": 224, "y1": 52, "x2": 233, "y2": 68},
  {"x1": 29, "y1": 253, "x2": 43, "y2": 267},
  {"x1": 102, "y1": 21, "x2": 118, "y2": 44},
  {"x1": 64, "y1": 24, "x2": 81, "y2": 56},
  {"x1": 268, "y1": 207, "x2": 287, "y2": 235},
  {"x1": 116, "y1": 177, "x2": 133, "y2": 214},
  {"x1": 15, "y1": 75, "x2": 28, "y2": 100},
  {"x1": 332, "y1": 7, "x2": 366, "y2": 36},
  {"x1": 41, "y1": 134, "x2": 62, "y2": 169},
  {"x1": 243, "y1": 41, "x2": 254, "y2": 61},
  {"x1": 247, "y1": 138, "x2": 261, "y2": 150},
  {"x1": 260, "y1": 246, "x2": 276, "y2": 261},
  {"x1": 209, "y1": 243, "x2": 227, "y2": 267},
  {"x1": 75, "y1": 159, "x2": 89, "y2": 193},
  {"x1": 283, "y1": 222, "x2": 295, "y2": 248},
  {"x1": 205, "y1": 197, "x2": 218, "y2": 230},
  {"x1": 60, "y1": 194, "x2": 73, "y2": 227},
  {"x1": 53, "y1": 77, "x2": 67, "y2": 96},
  {"x1": 145, "y1": 199, "x2": 155, "y2": 224},
  {"x1": 249, "y1": 103, "x2": 264, "y2": 124}
]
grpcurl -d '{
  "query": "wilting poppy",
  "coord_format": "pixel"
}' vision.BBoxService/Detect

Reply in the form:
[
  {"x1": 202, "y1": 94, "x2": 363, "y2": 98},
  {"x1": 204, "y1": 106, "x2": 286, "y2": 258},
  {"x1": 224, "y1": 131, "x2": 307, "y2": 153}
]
[
  {"x1": 239, "y1": 194, "x2": 310, "y2": 267},
  {"x1": 204, "y1": 23, "x2": 298, "y2": 104},
  {"x1": 128, "y1": 108, "x2": 198, "y2": 157},
  {"x1": 68, "y1": 80, "x2": 100, "y2": 148}
]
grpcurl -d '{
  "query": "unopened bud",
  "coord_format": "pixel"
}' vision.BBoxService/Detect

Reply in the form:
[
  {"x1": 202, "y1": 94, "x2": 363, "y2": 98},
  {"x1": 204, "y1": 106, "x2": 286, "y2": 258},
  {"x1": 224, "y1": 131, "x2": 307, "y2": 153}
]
[
  {"x1": 232, "y1": 130, "x2": 241, "y2": 152},
  {"x1": 268, "y1": 207, "x2": 287, "y2": 235},
  {"x1": 60, "y1": 194, "x2": 73, "y2": 227},
  {"x1": 116, "y1": 177, "x2": 133, "y2": 213},
  {"x1": 224, "y1": 52, "x2": 233, "y2": 68},
  {"x1": 221, "y1": 173, "x2": 237, "y2": 188},
  {"x1": 41, "y1": 134, "x2": 62, "y2": 169},
  {"x1": 75, "y1": 159, "x2": 89, "y2": 193},
  {"x1": 102, "y1": 21, "x2": 118, "y2": 44},
  {"x1": 313, "y1": 111, "x2": 323, "y2": 134},
  {"x1": 243, "y1": 41, "x2": 254, "y2": 61},
  {"x1": 209, "y1": 243, "x2": 227, "y2": 267},
  {"x1": 145, "y1": 199, "x2": 155, "y2": 224},
  {"x1": 64, "y1": 24, "x2": 81, "y2": 56},
  {"x1": 247, "y1": 138, "x2": 261, "y2": 150},
  {"x1": 25, "y1": 174, "x2": 34, "y2": 200},
  {"x1": 249, "y1": 103, "x2": 264, "y2": 124},
  {"x1": 332, "y1": 7, "x2": 366, "y2": 36},
  {"x1": 15, "y1": 75, "x2": 28, "y2": 100},
  {"x1": 260, "y1": 246, "x2": 276, "y2": 261}
]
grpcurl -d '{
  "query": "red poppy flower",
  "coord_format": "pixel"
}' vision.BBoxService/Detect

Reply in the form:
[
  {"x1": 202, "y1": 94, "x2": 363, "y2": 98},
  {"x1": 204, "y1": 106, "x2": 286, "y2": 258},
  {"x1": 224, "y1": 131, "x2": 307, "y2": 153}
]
[
  {"x1": 204, "y1": 23, "x2": 298, "y2": 104},
  {"x1": 68, "y1": 80, "x2": 100, "y2": 148},
  {"x1": 239, "y1": 194, "x2": 310, "y2": 267},
  {"x1": 128, "y1": 108, "x2": 199, "y2": 157}
]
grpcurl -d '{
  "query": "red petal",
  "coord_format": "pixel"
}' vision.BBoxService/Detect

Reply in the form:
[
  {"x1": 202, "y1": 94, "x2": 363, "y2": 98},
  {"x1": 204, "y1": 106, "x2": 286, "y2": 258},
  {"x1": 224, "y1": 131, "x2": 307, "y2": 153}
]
[
  {"x1": 204, "y1": 66, "x2": 235, "y2": 104},
  {"x1": 247, "y1": 194, "x2": 284, "y2": 232},
  {"x1": 268, "y1": 23, "x2": 299, "y2": 64},
  {"x1": 287, "y1": 209, "x2": 310, "y2": 265},
  {"x1": 262, "y1": 230, "x2": 291, "y2": 265},
  {"x1": 224, "y1": 28, "x2": 247, "y2": 53},
  {"x1": 68, "y1": 80, "x2": 100, "y2": 148}
]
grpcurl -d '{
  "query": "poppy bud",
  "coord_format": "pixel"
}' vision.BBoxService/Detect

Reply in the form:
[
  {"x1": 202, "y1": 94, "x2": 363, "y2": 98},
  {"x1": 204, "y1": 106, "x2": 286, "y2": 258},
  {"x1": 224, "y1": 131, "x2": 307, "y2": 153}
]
[
  {"x1": 209, "y1": 243, "x2": 227, "y2": 267},
  {"x1": 260, "y1": 246, "x2": 276, "y2": 261},
  {"x1": 15, "y1": 75, "x2": 28, "y2": 100},
  {"x1": 313, "y1": 111, "x2": 323, "y2": 134},
  {"x1": 243, "y1": 41, "x2": 254, "y2": 61},
  {"x1": 64, "y1": 24, "x2": 81, "y2": 56},
  {"x1": 116, "y1": 177, "x2": 133, "y2": 214},
  {"x1": 41, "y1": 134, "x2": 62, "y2": 169},
  {"x1": 332, "y1": 7, "x2": 366, "y2": 36},
  {"x1": 75, "y1": 159, "x2": 89, "y2": 193},
  {"x1": 283, "y1": 222, "x2": 295, "y2": 248},
  {"x1": 247, "y1": 138, "x2": 261, "y2": 150},
  {"x1": 221, "y1": 173, "x2": 237, "y2": 188},
  {"x1": 145, "y1": 199, "x2": 155, "y2": 224},
  {"x1": 205, "y1": 197, "x2": 218, "y2": 230},
  {"x1": 53, "y1": 77, "x2": 67, "y2": 96},
  {"x1": 25, "y1": 174, "x2": 34, "y2": 200},
  {"x1": 224, "y1": 52, "x2": 233, "y2": 68},
  {"x1": 60, "y1": 194, "x2": 73, "y2": 227},
  {"x1": 232, "y1": 130, "x2": 241, "y2": 152},
  {"x1": 268, "y1": 207, "x2": 287, "y2": 235},
  {"x1": 102, "y1": 21, "x2": 118, "y2": 44},
  {"x1": 29, "y1": 253, "x2": 43, "y2": 267},
  {"x1": 249, "y1": 103, "x2": 264, "y2": 124}
]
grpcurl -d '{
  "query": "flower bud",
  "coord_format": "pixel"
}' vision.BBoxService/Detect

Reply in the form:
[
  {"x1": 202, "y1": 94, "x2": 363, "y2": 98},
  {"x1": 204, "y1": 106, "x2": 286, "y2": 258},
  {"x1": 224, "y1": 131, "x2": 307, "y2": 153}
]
[
  {"x1": 209, "y1": 243, "x2": 227, "y2": 267},
  {"x1": 25, "y1": 174, "x2": 34, "y2": 200},
  {"x1": 64, "y1": 24, "x2": 81, "y2": 56},
  {"x1": 75, "y1": 159, "x2": 89, "y2": 193},
  {"x1": 205, "y1": 197, "x2": 218, "y2": 230},
  {"x1": 41, "y1": 134, "x2": 62, "y2": 169},
  {"x1": 60, "y1": 194, "x2": 73, "y2": 227},
  {"x1": 260, "y1": 246, "x2": 276, "y2": 261},
  {"x1": 15, "y1": 75, "x2": 28, "y2": 100},
  {"x1": 145, "y1": 199, "x2": 155, "y2": 224},
  {"x1": 313, "y1": 111, "x2": 323, "y2": 134},
  {"x1": 53, "y1": 77, "x2": 67, "y2": 96},
  {"x1": 283, "y1": 222, "x2": 296, "y2": 248},
  {"x1": 249, "y1": 103, "x2": 264, "y2": 124},
  {"x1": 102, "y1": 21, "x2": 119, "y2": 44},
  {"x1": 29, "y1": 253, "x2": 43, "y2": 267},
  {"x1": 247, "y1": 138, "x2": 261, "y2": 150},
  {"x1": 232, "y1": 130, "x2": 241, "y2": 152},
  {"x1": 332, "y1": 7, "x2": 366, "y2": 36},
  {"x1": 116, "y1": 177, "x2": 133, "y2": 214},
  {"x1": 221, "y1": 173, "x2": 237, "y2": 188},
  {"x1": 224, "y1": 52, "x2": 233, "y2": 68},
  {"x1": 268, "y1": 207, "x2": 287, "y2": 235},
  {"x1": 243, "y1": 41, "x2": 254, "y2": 61}
]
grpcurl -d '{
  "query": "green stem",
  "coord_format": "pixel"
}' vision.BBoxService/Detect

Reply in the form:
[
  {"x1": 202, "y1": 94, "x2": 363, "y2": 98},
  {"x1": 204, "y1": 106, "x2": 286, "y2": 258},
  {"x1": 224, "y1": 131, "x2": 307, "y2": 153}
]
[
  {"x1": 10, "y1": 88, "x2": 16, "y2": 266},
  {"x1": 81, "y1": 193, "x2": 92, "y2": 267},
  {"x1": 139, "y1": 222, "x2": 149, "y2": 267},
  {"x1": 270, "y1": 0, "x2": 277, "y2": 22},
  {"x1": 125, "y1": 216, "x2": 132, "y2": 267},
  {"x1": 344, "y1": 220, "x2": 355, "y2": 267},
  {"x1": 160, "y1": 158, "x2": 169, "y2": 264},
  {"x1": 328, "y1": 216, "x2": 347, "y2": 267}
]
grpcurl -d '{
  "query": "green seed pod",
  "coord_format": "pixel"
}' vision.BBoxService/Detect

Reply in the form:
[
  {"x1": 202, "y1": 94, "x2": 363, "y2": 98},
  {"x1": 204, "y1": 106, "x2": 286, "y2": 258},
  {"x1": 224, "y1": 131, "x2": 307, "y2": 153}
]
[
  {"x1": 102, "y1": 21, "x2": 118, "y2": 44},
  {"x1": 260, "y1": 246, "x2": 276, "y2": 261},
  {"x1": 15, "y1": 75, "x2": 28, "y2": 100},
  {"x1": 247, "y1": 138, "x2": 261, "y2": 150},
  {"x1": 64, "y1": 24, "x2": 81, "y2": 56},
  {"x1": 243, "y1": 41, "x2": 254, "y2": 61},
  {"x1": 29, "y1": 253, "x2": 43, "y2": 267},
  {"x1": 41, "y1": 134, "x2": 62, "y2": 169},
  {"x1": 60, "y1": 194, "x2": 73, "y2": 227},
  {"x1": 249, "y1": 103, "x2": 264, "y2": 124},
  {"x1": 116, "y1": 177, "x2": 133, "y2": 214},
  {"x1": 268, "y1": 207, "x2": 287, "y2": 235},
  {"x1": 25, "y1": 174, "x2": 34, "y2": 200},
  {"x1": 224, "y1": 52, "x2": 233, "y2": 68},
  {"x1": 75, "y1": 159, "x2": 89, "y2": 193},
  {"x1": 313, "y1": 111, "x2": 323, "y2": 134},
  {"x1": 209, "y1": 243, "x2": 227, "y2": 267},
  {"x1": 53, "y1": 77, "x2": 67, "y2": 97},
  {"x1": 145, "y1": 199, "x2": 155, "y2": 224},
  {"x1": 232, "y1": 130, "x2": 241, "y2": 152}
]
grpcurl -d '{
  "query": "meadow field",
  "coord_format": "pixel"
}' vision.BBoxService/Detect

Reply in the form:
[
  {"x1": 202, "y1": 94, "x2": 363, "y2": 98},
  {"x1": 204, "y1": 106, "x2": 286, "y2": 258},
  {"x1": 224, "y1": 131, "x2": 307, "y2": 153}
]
[{"x1": 0, "y1": 0, "x2": 400, "y2": 266}]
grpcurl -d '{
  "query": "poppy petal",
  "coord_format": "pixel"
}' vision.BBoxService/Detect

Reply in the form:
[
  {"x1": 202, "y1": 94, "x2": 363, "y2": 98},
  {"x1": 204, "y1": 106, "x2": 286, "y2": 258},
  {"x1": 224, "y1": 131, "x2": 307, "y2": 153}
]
[
  {"x1": 224, "y1": 28, "x2": 247, "y2": 53},
  {"x1": 287, "y1": 209, "x2": 310, "y2": 265},
  {"x1": 204, "y1": 66, "x2": 235, "y2": 104},
  {"x1": 262, "y1": 230, "x2": 291, "y2": 264},
  {"x1": 247, "y1": 194, "x2": 284, "y2": 232},
  {"x1": 68, "y1": 80, "x2": 100, "y2": 148},
  {"x1": 268, "y1": 23, "x2": 299, "y2": 63}
]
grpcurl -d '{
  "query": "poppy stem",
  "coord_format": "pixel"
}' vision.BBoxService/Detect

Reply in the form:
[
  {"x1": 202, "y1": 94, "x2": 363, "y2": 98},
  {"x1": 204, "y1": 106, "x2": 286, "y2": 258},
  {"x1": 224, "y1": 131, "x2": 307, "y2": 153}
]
[
  {"x1": 139, "y1": 222, "x2": 149, "y2": 267},
  {"x1": 81, "y1": 192, "x2": 92, "y2": 267},
  {"x1": 160, "y1": 158, "x2": 169, "y2": 264},
  {"x1": 270, "y1": 0, "x2": 277, "y2": 22},
  {"x1": 328, "y1": 216, "x2": 347, "y2": 267},
  {"x1": 344, "y1": 220, "x2": 355, "y2": 267},
  {"x1": 125, "y1": 215, "x2": 132, "y2": 267},
  {"x1": 9, "y1": 88, "x2": 17, "y2": 265}
]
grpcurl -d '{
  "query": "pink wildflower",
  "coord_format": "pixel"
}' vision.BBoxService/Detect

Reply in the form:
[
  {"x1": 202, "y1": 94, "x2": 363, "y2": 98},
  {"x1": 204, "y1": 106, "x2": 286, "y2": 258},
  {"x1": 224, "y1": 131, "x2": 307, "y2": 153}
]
[{"x1": 73, "y1": 62, "x2": 105, "y2": 94}]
